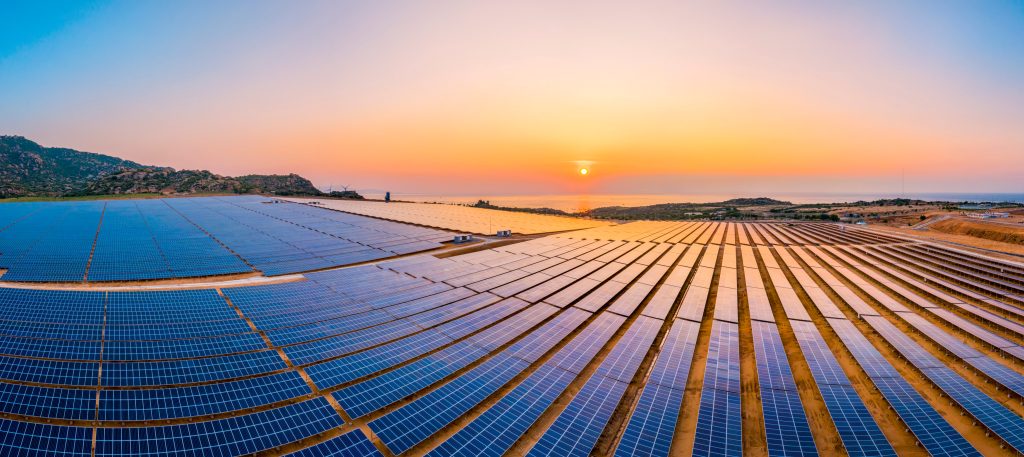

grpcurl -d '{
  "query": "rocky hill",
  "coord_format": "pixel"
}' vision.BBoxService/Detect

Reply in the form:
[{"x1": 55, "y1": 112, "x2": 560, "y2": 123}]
[
  {"x1": 1, "y1": 136, "x2": 325, "y2": 197},
  {"x1": 0, "y1": 135, "x2": 156, "y2": 197}
]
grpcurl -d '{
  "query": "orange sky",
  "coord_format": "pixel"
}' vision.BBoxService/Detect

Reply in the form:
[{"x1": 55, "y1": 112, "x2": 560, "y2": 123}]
[{"x1": 2, "y1": 1, "x2": 1022, "y2": 195}]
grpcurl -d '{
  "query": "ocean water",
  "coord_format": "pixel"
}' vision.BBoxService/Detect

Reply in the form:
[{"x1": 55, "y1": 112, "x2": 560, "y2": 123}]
[{"x1": 364, "y1": 192, "x2": 1024, "y2": 213}]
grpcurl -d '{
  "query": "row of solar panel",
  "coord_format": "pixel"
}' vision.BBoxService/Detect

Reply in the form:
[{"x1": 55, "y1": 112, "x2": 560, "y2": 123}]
[{"x1": 0, "y1": 196, "x2": 452, "y2": 282}]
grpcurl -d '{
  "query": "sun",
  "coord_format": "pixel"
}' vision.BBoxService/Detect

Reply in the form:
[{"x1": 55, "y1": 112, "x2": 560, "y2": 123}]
[{"x1": 579, "y1": 168, "x2": 589, "y2": 176}]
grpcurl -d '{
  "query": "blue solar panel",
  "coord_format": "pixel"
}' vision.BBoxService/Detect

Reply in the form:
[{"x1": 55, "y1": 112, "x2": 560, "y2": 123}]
[
  {"x1": 871, "y1": 313, "x2": 1024, "y2": 455},
  {"x1": 0, "y1": 288, "x2": 103, "y2": 324},
  {"x1": 871, "y1": 377, "x2": 980, "y2": 457},
  {"x1": 790, "y1": 321, "x2": 855, "y2": 386},
  {"x1": 596, "y1": 315, "x2": 662, "y2": 382},
  {"x1": 371, "y1": 353, "x2": 530, "y2": 454},
  {"x1": 0, "y1": 382, "x2": 96, "y2": 420},
  {"x1": 286, "y1": 429, "x2": 384, "y2": 456},
  {"x1": 692, "y1": 386, "x2": 742, "y2": 456},
  {"x1": 550, "y1": 312, "x2": 625, "y2": 374},
  {"x1": 426, "y1": 363, "x2": 578, "y2": 457},
  {"x1": 334, "y1": 342, "x2": 488, "y2": 418},
  {"x1": 95, "y1": 397, "x2": 344, "y2": 456},
  {"x1": 0, "y1": 356, "x2": 99, "y2": 386},
  {"x1": 751, "y1": 321, "x2": 817, "y2": 456},
  {"x1": 103, "y1": 332, "x2": 268, "y2": 361},
  {"x1": 107, "y1": 289, "x2": 240, "y2": 325},
  {"x1": 528, "y1": 375, "x2": 628, "y2": 456},
  {"x1": 761, "y1": 387, "x2": 817, "y2": 456},
  {"x1": 615, "y1": 381, "x2": 684, "y2": 457},
  {"x1": 922, "y1": 366, "x2": 1024, "y2": 454},
  {"x1": 751, "y1": 321, "x2": 797, "y2": 392},
  {"x1": 0, "y1": 335, "x2": 100, "y2": 360},
  {"x1": 790, "y1": 321, "x2": 896, "y2": 456},
  {"x1": 99, "y1": 371, "x2": 311, "y2": 421},
  {"x1": 305, "y1": 329, "x2": 454, "y2": 390},
  {"x1": 702, "y1": 322, "x2": 740, "y2": 393},
  {"x1": 827, "y1": 319, "x2": 978, "y2": 456},
  {"x1": 101, "y1": 350, "x2": 287, "y2": 386},
  {"x1": 507, "y1": 307, "x2": 591, "y2": 363},
  {"x1": 2, "y1": 205, "x2": 1022, "y2": 456},
  {"x1": 818, "y1": 384, "x2": 898, "y2": 456},
  {"x1": 0, "y1": 320, "x2": 102, "y2": 340},
  {"x1": 0, "y1": 418, "x2": 92, "y2": 456}
]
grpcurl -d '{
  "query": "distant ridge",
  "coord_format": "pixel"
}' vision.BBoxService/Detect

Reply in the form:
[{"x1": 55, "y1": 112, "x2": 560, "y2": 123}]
[{"x1": 0, "y1": 136, "x2": 326, "y2": 198}]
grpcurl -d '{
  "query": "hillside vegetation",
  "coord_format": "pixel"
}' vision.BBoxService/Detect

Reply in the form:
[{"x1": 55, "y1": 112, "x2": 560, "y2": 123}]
[
  {"x1": 1, "y1": 136, "x2": 326, "y2": 198},
  {"x1": 0, "y1": 135, "x2": 153, "y2": 197}
]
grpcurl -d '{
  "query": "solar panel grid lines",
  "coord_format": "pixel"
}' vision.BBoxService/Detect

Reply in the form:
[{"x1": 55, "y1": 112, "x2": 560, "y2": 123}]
[
  {"x1": 815, "y1": 246, "x2": 1024, "y2": 401},
  {"x1": 787, "y1": 319, "x2": 900, "y2": 457},
  {"x1": 840, "y1": 246, "x2": 1024, "y2": 340},
  {"x1": 825, "y1": 319, "x2": 983, "y2": 457},
  {"x1": 296, "y1": 293, "x2": 535, "y2": 395},
  {"x1": 692, "y1": 320, "x2": 743, "y2": 456},
  {"x1": 910, "y1": 244, "x2": 1024, "y2": 280},
  {"x1": 873, "y1": 246, "x2": 1024, "y2": 306},
  {"x1": 370, "y1": 352, "x2": 533, "y2": 454},
  {"x1": 335, "y1": 303, "x2": 585, "y2": 422},
  {"x1": 614, "y1": 318, "x2": 700, "y2": 457},
  {"x1": 95, "y1": 396, "x2": 346, "y2": 457},
  {"x1": 0, "y1": 418, "x2": 93, "y2": 456},
  {"x1": 891, "y1": 246, "x2": 1024, "y2": 297},
  {"x1": 713, "y1": 266, "x2": 739, "y2": 324},
  {"x1": 284, "y1": 429, "x2": 385, "y2": 456},
  {"x1": 526, "y1": 374, "x2": 630, "y2": 457},
  {"x1": 424, "y1": 363, "x2": 577, "y2": 457},
  {"x1": 858, "y1": 310, "x2": 1024, "y2": 452},
  {"x1": 418, "y1": 290, "x2": 635, "y2": 456}
]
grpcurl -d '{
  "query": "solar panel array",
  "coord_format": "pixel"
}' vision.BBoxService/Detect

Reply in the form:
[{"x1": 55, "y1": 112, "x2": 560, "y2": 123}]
[
  {"x1": 283, "y1": 197, "x2": 611, "y2": 235},
  {"x1": 2, "y1": 210, "x2": 1024, "y2": 456},
  {"x1": 0, "y1": 196, "x2": 451, "y2": 282}
]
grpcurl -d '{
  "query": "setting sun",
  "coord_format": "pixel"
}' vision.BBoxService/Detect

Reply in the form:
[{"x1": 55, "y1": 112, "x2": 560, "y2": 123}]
[{"x1": 579, "y1": 168, "x2": 589, "y2": 176}]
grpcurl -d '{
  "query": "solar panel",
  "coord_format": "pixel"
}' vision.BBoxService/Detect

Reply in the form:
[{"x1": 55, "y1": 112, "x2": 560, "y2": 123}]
[
  {"x1": 0, "y1": 382, "x2": 96, "y2": 420},
  {"x1": 95, "y1": 397, "x2": 345, "y2": 456},
  {"x1": 761, "y1": 387, "x2": 817, "y2": 456},
  {"x1": 1, "y1": 209, "x2": 1023, "y2": 456},
  {"x1": 527, "y1": 375, "x2": 628, "y2": 457},
  {"x1": 0, "y1": 356, "x2": 99, "y2": 386},
  {"x1": 285, "y1": 429, "x2": 384, "y2": 456},
  {"x1": 426, "y1": 363, "x2": 577, "y2": 457},
  {"x1": 921, "y1": 366, "x2": 1024, "y2": 453},
  {"x1": 692, "y1": 386, "x2": 742, "y2": 456},
  {"x1": 550, "y1": 313, "x2": 625, "y2": 374},
  {"x1": 98, "y1": 371, "x2": 310, "y2": 421},
  {"x1": 0, "y1": 419, "x2": 92, "y2": 456},
  {"x1": 816, "y1": 384, "x2": 897, "y2": 456},
  {"x1": 596, "y1": 316, "x2": 661, "y2": 383},
  {"x1": 371, "y1": 353, "x2": 530, "y2": 454},
  {"x1": 870, "y1": 377, "x2": 980, "y2": 457},
  {"x1": 615, "y1": 381, "x2": 685, "y2": 457},
  {"x1": 702, "y1": 323, "x2": 740, "y2": 393},
  {"x1": 334, "y1": 342, "x2": 488, "y2": 419},
  {"x1": 101, "y1": 350, "x2": 286, "y2": 387}
]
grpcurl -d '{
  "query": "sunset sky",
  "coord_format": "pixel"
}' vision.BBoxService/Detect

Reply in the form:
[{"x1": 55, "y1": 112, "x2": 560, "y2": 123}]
[{"x1": 2, "y1": 1, "x2": 1023, "y2": 196}]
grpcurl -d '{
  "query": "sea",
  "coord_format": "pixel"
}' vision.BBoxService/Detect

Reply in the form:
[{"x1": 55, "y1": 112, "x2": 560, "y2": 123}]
[{"x1": 361, "y1": 192, "x2": 1024, "y2": 213}]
